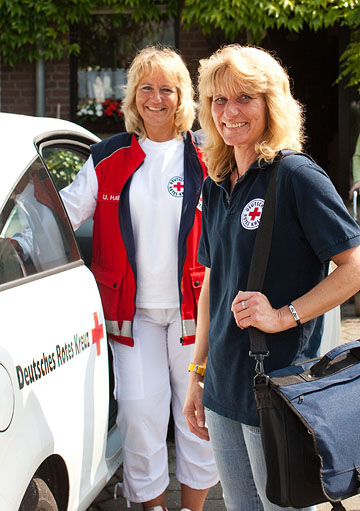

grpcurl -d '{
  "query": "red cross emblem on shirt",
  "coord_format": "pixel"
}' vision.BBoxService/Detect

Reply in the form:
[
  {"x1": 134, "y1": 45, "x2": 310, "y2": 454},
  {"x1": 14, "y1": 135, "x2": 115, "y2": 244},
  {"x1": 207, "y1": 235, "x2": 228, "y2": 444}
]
[
  {"x1": 248, "y1": 207, "x2": 261, "y2": 221},
  {"x1": 168, "y1": 176, "x2": 184, "y2": 197},
  {"x1": 92, "y1": 312, "x2": 104, "y2": 356},
  {"x1": 173, "y1": 181, "x2": 184, "y2": 192}
]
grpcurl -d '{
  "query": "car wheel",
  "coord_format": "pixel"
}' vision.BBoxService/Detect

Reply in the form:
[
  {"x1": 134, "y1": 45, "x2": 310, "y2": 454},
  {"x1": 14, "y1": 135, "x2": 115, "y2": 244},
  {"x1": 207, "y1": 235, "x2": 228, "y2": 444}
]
[{"x1": 19, "y1": 477, "x2": 58, "y2": 511}]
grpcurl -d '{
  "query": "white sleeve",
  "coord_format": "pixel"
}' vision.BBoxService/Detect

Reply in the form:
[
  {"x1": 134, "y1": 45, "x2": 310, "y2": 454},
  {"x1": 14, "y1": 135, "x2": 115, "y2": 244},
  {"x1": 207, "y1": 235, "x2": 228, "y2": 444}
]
[{"x1": 60, "y1": 156, "x2": 98, "y2": 231}]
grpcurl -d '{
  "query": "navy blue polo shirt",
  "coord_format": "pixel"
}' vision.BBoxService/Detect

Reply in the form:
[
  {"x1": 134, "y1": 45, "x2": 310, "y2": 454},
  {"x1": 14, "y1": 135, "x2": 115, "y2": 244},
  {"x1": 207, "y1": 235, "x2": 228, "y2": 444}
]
[{"x1": 198, "y1": 153, "x2": 360, "y2": 426}]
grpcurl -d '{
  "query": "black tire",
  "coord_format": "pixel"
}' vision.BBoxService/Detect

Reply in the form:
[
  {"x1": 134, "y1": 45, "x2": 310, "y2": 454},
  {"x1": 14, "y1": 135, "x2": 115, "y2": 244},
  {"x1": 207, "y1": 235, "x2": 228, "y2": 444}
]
[{"x1": 19, "y1": 477, "x2": 58, "y2": 511}]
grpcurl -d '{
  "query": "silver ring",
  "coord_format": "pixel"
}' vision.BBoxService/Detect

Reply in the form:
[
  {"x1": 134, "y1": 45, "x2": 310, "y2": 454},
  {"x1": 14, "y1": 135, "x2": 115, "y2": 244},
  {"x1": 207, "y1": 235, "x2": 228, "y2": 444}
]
[{"x1": 241, "y1": 300, "x2": 246, "y2": 310}]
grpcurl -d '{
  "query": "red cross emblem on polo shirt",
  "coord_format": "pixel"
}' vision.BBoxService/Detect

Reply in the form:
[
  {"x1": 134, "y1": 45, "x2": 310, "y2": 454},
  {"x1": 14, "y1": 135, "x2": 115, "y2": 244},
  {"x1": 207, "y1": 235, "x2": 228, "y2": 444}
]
[
  {"x1": 241, "y1": 198, "x2": 264, "y2": 230},
  {"x1": 92, "y1": 312, "x2": 104, "y2": 356},
  {"x1": 248, "y1": 207, "x2": 261, "y2": 221}
]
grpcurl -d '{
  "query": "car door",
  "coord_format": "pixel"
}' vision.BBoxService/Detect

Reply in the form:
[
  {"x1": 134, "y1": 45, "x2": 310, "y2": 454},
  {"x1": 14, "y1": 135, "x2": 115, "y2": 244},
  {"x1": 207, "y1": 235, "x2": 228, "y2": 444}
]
[
  {"x1": 0, "y1": 138, "x2": 113, "y2": 511},
  {"x1": 36, "y1": 132, "x2": 118, "y2": 432}
]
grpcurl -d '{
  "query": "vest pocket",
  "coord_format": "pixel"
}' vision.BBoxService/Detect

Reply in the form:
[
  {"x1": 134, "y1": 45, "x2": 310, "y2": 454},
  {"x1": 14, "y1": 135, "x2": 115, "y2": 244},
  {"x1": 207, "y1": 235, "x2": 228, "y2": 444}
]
[{"x1": 91, "y1": 264, "x2": 123, "y2": 321}]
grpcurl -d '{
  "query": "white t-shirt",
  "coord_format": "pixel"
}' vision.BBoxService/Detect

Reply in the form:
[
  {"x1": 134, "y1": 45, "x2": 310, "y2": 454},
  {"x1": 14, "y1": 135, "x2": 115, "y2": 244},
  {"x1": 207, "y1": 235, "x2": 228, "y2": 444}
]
[
  {"x1": 60, "y1": 136, "x2": 185, "y2": 308},
  {"x1": 130, "y1": 137, "x2": 184, "y2": 308}
]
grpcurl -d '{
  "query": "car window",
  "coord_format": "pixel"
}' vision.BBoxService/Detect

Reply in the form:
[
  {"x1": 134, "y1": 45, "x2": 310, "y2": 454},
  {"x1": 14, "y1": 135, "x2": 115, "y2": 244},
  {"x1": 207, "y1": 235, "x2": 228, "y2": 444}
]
[
  {"x1": 40, "y1": 143, "x2": 94, "y2": 267},
  {"x1": 0, "y1": 157, "x2": 80, "y2": 285},
  {"x1": 41, "y1": 145, "x2": 88, "y2": 191}
]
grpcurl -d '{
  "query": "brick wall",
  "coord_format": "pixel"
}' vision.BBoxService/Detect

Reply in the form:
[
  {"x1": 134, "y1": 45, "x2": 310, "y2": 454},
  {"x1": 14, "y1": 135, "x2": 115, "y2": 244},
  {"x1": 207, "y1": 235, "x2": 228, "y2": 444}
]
[
  {"x1": 1, "y1": 57, "x2": 70, "y2": 119},
  {"x1": 1, "y1": 61, "x2": 36, "y2": 116},
  {"x1": 46, "y1": 58, "x2": 71, "y2": 119},
  {"x1": 178, "y1": 24, "x2": 212, "y2": 83},
  {"x1": 178, "y1": 23, "x2": 227, "y2": 129}
]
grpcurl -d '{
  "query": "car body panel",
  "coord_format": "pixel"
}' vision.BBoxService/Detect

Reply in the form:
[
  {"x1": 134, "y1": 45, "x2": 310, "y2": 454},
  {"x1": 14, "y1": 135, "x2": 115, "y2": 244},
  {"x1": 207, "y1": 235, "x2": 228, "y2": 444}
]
[{"x1": 0, "y1": 113, "x2": 121, "y2": 511}]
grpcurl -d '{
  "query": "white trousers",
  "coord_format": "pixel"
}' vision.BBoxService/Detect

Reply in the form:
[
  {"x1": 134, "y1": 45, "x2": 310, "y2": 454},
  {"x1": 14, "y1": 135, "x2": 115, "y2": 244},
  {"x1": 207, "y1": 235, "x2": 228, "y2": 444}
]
[{"x1": 110, "y1": 308, "x2": 218, "y2": 504}]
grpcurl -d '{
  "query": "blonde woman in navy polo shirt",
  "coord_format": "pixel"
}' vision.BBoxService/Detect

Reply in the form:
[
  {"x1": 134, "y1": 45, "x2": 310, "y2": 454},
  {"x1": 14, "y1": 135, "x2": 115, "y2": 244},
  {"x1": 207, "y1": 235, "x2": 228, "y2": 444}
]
[{"x1": 183, "y1": 45, "x2": 360, "y2": 511}]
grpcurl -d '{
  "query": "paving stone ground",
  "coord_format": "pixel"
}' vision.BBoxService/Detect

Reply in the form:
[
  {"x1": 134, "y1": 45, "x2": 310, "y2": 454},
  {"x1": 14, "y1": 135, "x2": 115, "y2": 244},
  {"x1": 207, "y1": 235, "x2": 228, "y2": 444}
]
[{"x1": 88, "y1": 298, "x2": 360, "y2": 511}]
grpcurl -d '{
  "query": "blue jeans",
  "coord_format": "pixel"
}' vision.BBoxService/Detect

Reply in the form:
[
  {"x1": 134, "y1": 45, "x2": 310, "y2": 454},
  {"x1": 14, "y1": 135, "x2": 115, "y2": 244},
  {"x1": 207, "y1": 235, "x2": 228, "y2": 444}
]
[{"x1": 206, "y1": 408, "x2": 317, "y2": 511}]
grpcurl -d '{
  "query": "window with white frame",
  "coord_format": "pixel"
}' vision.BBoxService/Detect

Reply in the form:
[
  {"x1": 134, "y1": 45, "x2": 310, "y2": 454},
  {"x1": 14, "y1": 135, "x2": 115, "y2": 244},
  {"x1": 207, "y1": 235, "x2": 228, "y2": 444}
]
[{"x1": 75, "y1": 14, "x2": 176, "y2": 125}]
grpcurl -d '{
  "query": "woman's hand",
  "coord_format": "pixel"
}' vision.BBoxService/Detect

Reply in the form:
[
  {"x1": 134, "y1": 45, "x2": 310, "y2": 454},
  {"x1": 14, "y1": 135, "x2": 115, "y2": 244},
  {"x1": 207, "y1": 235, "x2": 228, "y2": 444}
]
[
  {"x1": 349, "y1": 180, "x2": 360, "y2": 201},
  {"x1": 231, "y1": 290, "x2": 284, "y2": 333},
  {"x1": 183, "y1": 373, "x2": 209, "y2": 441}
]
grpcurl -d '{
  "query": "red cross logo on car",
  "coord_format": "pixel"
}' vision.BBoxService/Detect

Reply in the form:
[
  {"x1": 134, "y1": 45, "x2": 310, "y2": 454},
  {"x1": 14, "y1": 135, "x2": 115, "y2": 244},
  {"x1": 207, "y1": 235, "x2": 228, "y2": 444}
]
[{"x1": 92, "y1": 312, "x2": 104, "y2": 356}]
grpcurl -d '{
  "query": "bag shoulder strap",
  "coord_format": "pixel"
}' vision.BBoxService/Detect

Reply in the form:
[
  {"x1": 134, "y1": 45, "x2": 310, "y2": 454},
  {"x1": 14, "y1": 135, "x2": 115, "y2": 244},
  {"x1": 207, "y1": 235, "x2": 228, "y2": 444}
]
[
  {"x1": 246, "y1": 160, "x2": 278, "y2": 293},
  {"x1": 247, "y1": 159, "x2": 278, "y2": 355},
  {"x1": 247, "y1": 151, "x2": 310, "y2": 357}
]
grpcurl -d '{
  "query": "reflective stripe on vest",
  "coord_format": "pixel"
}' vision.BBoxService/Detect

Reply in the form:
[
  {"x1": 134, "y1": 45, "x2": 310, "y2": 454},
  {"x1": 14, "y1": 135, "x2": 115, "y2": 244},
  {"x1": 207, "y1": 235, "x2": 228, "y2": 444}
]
[
  {"x1": 182, "y1": 318, "x2": 196, "y2": 338},
  {"x1": 106, "y1": 319, "x2": 133, "y2": 338}
]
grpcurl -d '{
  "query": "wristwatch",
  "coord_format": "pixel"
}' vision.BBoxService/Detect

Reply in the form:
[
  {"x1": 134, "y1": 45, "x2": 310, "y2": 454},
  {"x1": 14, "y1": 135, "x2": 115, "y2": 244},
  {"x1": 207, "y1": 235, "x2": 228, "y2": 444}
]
[{"x1": 288, "y1": 303, "x2": 302, "y2": 327}]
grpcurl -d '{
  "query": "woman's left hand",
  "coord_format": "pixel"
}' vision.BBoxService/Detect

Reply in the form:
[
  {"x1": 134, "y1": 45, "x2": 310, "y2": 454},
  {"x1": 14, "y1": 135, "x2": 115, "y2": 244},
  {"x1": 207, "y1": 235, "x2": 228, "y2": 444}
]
[{"x1": 231, "y1": 290, "x2": 283, "y2": 333}]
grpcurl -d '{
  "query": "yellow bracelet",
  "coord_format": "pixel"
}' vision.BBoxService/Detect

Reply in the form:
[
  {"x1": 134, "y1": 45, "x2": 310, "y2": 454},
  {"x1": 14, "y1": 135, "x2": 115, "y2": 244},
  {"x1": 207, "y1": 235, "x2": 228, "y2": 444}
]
[{"x1": 188, "y1": 362, "x2": 206, "y2": 376}]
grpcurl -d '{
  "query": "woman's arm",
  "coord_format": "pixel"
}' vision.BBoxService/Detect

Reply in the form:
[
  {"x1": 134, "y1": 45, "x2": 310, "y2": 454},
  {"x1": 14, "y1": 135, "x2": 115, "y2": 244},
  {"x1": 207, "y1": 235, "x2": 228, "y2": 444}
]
[
  {"x1": 232, "y1": 244, "x2": 360, "y2": 333},
  {"x1": 60, "y1": 156, "x2": 98, "y2": 230},
  {"x1": 183, "y1": 266, "x2": 211, "y2": 440}
]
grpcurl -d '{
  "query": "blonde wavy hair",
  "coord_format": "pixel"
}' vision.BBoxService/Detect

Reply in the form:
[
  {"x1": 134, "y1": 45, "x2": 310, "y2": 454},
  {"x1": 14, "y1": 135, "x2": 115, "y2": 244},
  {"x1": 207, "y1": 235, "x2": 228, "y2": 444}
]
[
  {"x1": 122, "y1": 45, "x2": 196, "y2": 139},
  {"x1": 198, "y1": 45, "x2": 305, "y2": 181}
]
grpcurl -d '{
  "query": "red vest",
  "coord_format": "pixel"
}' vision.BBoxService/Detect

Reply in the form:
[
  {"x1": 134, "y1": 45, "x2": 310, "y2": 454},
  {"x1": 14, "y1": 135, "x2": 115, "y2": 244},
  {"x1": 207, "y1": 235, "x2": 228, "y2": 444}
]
[{"x1": 90, "y1": 132, "x2": 207, "y2": 346}]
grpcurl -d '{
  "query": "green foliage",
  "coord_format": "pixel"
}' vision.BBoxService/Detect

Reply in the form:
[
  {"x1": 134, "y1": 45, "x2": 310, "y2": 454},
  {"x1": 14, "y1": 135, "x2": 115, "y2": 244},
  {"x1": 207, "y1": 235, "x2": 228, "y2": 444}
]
[
  {"x1": 0, "y1": 0, "x2": 177, "y2": 66},
  {"x1": 338, "y1": 30, "x2": 360, "y2": 91},
  {"x1": 181, "y1": 0, "x2": 355, "y2": 43},
  {"x1": 0, "y1": 0, "x2": 92, "y2": 65},
  {"x1": 1, "y1": 0, "x2": 360, "y2": 90},
  {"x1": 181, "y1": 0, "x2": 360, "y2": 89},
  {"x1": 337, "y1": 4, "x2": 360, "y2": 90},
  {"x1": 45, "y1": 149, "x2": 84, "y2": 190}
]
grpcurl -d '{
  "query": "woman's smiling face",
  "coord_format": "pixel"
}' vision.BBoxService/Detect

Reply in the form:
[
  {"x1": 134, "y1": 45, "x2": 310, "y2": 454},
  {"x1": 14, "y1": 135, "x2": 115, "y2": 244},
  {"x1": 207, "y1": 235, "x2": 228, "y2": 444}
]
[
  {"x1": 211, "y1": 89, "x2": 267, "y2": 151},
  {"x1": 136, "y1": 70, "x2": 179, "y2": 142}
]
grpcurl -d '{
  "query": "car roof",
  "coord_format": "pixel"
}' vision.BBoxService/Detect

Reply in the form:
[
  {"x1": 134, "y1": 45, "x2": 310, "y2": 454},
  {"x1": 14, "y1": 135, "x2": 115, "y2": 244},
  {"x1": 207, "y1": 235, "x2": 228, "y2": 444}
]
[{"x1": 0, "y1": 113, "x2": 100, "y2": 207}]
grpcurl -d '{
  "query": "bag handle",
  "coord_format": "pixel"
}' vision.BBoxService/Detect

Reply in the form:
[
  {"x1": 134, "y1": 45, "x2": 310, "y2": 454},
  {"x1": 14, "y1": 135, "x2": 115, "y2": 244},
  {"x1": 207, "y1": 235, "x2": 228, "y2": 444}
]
[{"x1": 310, "y1": 340, "x2": 360, "y2": 377}]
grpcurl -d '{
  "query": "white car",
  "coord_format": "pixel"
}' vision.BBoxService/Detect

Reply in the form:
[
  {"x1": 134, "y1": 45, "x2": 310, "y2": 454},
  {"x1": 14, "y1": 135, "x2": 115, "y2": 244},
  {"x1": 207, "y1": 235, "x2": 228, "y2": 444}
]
[{"x1": 0, "y1": 113, "x2": 122, "y2": 511}]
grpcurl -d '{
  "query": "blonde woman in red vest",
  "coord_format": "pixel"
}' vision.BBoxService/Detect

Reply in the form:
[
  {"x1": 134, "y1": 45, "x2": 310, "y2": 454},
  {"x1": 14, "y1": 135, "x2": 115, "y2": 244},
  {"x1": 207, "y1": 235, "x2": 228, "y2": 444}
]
[{"x1": 60, "y1": 46, "x2": 219, "y2": 511}]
